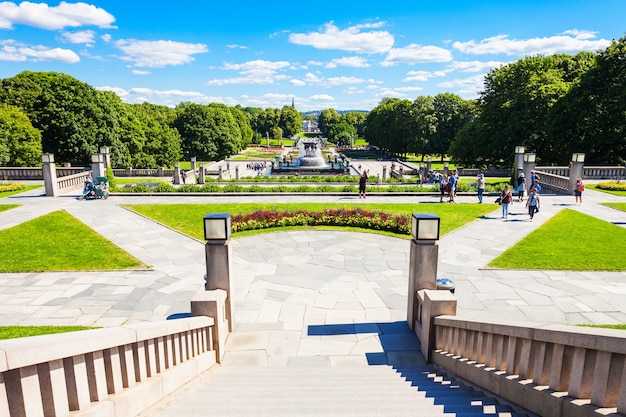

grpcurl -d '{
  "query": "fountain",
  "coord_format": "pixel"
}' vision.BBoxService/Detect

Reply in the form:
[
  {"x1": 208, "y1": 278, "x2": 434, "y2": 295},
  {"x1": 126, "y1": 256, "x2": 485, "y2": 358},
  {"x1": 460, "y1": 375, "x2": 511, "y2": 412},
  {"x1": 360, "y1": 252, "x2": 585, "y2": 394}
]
[
  {"x1": 270, "y1": 138, "x2": 349, "y2": 175},
  {"x1": 296, "y1": 138, "x2": 327, "y2": 167}
]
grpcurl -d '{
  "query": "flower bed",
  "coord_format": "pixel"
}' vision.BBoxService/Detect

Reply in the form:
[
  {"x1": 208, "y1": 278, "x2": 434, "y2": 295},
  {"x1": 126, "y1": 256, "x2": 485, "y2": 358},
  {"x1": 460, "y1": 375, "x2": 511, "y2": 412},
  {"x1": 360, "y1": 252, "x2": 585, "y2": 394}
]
[{"x1": 231, "y1": 208, "x2": 410, "y2": 235}]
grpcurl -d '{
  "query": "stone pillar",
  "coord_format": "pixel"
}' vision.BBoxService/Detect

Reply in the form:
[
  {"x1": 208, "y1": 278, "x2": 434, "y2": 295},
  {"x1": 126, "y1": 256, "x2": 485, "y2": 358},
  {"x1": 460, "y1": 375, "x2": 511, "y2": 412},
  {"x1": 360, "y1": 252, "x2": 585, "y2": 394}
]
[
  {"x1": 426, "y1": 157, "x2": 432, "y2": 172},
  {"x1": 443, "y1": 162, "x2": 449, "y2": 177},
  {"x1": 407, "y1": 240, "x2": 439, "y2": 331},
  {"x1": 204, "y1": 242, "x2": 233, "y2": 332},
  {"x1": 235, "y1": 166, "x2": 239, "y2": 180},
  {"x1": 198, "y1": 163, "x2": 205, "y2": 184},
  {"x1": 191, "y1": 157, "x2": 197, "y2": 172},
  {"x1": 173, "y1": 163, "x2": 180, "y2": 185},
  {"x1": 226, "y1": 161, "x2": 230, "y2": 171},
  {"x1": 382, "y1": 165, "x2": 387, "y2": 180},
  {"x1": 514, "y1": 146, "x2": 525, "y2": 182},
  {"x1": 522, "y1": 154, "x2": 536, "y2": 193},
  {"x1": 415, "y1": 290, "x2": 457, "y2": 362},
  {"x1": 569, "y1": 154, "x2": 585, "y2": 194},
  {"x1": 99, "y1": 146, "x2": 111, "y2": 169},
  {"x1": 91, "y1": 154, "x2": 105, "y2": 179},
  {"x1": 218, "y1": 166, "x2": 223, "y2": 180},
  {"x1": 158, "y1": 167, "x2": 164, "y2": 177},
  {"x1": 42, "y1": 153, "x2": 59, "y2": 197}
]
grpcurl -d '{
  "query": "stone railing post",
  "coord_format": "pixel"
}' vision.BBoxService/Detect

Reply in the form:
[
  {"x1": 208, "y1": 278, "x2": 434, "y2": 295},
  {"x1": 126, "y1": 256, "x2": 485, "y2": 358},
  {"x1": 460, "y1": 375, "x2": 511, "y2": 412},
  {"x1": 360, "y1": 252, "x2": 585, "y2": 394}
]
[
  {"x1": 173, "y1": 163, "x2": 180, "y2": 185},
  {"x1": 41, "y1": 153, "x2": 59, "y2": 197},
  {"x1": 191, "y1": 289, "x2": 228, "y2": 363},
  {"x1": 198, "y1": 163, "x2": 205, "y2": 184},
  {"x1": 415, "y1": 290, "x2": 457, "y2": 362}
]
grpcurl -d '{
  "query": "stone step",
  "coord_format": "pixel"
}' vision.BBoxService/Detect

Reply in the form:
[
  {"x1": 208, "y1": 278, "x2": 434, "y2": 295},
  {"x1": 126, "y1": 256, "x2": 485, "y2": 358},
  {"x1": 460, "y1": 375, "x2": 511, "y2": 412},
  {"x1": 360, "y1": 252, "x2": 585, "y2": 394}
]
[{"x1": 142, "y1": 365, "x2": 535, "y2": 417}]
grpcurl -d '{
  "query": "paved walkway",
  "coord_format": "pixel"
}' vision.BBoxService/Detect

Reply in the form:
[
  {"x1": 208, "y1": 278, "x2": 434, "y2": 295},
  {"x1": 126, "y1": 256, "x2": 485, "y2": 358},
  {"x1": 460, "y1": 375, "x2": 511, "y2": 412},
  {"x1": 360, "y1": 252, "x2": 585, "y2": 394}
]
[{"x1": 1, "y1": 186, "x2": 625, "y2": 367}]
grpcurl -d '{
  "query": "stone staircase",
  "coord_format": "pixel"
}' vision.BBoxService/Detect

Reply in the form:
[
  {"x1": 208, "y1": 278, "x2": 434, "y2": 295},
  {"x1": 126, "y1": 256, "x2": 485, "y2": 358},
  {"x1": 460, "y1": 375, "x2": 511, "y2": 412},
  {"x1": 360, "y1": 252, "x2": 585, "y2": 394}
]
[{"x1": 141, "y1": 365, "x2": 534, "y2": 417}]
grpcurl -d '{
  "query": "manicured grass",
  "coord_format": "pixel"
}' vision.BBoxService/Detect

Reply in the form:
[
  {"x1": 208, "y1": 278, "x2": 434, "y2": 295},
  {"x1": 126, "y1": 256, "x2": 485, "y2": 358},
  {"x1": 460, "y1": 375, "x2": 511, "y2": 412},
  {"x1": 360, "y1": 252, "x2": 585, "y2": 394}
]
[
  {"x1": 577, "y1": 324, "x2": 626, "y2": 331},
  {"x1": 489, "y1": 209, "x2": 626, "y2": 270},
  {"x1": 0, "y1": 184, "x2": 42, "y2": 198},
  {"x1": 0, "y1": 326, "x2": 96, "y2": 340},
  {"x1": 0, "y1": 210, "x2": 145, "y2": 272},
  {"x1": 604, "y1": 202, "x2": 626, "y2": 212},
  {"x1": 0, "y1": 204, "x2": 19, "y2": 213},
  {"x1": 123, "y1": 203, "x2": 498, "y2": 240},
  {"x1": 587, "y1": 183, "x2": 626, "y2": 197}
]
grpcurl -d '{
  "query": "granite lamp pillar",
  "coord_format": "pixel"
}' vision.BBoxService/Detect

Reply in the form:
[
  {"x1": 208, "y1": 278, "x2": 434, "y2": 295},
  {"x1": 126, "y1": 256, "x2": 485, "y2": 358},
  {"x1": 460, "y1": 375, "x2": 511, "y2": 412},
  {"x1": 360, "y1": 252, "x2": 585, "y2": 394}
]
[
  {"x1": 407, "y1": 213, "x2": 440, "y2": 331},
  {"x1": 99, "y1": 146, "x2": 110, "y2": 169},
  {"x1": 570, "y1": 153, "x2": 585, "y2": 193},
  {"x1": 91, "y1": 153, "x2": 105, "y2": 178},
  {"x1": 523, "y1": 152, "x2": 536, "y2": 190},
  {"x1": 42, "y1": 153, "x2": 59, "y2": 197},
  {"x1": 203, "y1": 213, "x2": 234, "y2": 331},
  {"x1": 515, "y1": 146, "x2": 525, "y2": 180}
]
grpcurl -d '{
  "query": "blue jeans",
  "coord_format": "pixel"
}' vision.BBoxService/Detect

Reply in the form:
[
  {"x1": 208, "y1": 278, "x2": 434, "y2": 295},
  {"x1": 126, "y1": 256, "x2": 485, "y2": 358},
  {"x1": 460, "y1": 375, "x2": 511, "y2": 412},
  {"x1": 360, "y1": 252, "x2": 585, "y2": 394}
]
[
  {"x1": 477, "y1": 188, "x2": 484, "y2": 203},
  {"x1": 502, "y1": 203, "x2": 510, "y2": 217}
]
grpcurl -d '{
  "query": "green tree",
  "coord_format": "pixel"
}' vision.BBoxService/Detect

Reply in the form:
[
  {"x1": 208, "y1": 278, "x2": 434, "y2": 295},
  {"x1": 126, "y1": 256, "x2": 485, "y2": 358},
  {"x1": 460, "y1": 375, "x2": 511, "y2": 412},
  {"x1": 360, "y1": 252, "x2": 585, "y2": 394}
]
[
  {"x1": 317, "y1": 108, "x2": 340, "y2": 138},
  {"x1": 475, "y1": 54, "x2": 594, "y2": 165},
  {"x1": 547, "y1": 39, "x2": 626, "y2": 165},
  {"x1": 0, "y1": 71, "x2": 119, "y2": 165},
  {"x1": 341, "y1": 111, "x2": 368, "y2": 137},
  {"x1": 0, "y1": 103, "x2": 42, "y2": 166},
  {"x1": 279, "y1": 105, "x2": 302, "y2": 138},
  {"x1": 365, "y1": 98, "x2": 417, "y2": 157},
  {"x1": 428, "y1": 93, "x2": 476, "y2": 161},
  {"x1": 328, "y1": 122, "x2": 356, "y2": 146}
]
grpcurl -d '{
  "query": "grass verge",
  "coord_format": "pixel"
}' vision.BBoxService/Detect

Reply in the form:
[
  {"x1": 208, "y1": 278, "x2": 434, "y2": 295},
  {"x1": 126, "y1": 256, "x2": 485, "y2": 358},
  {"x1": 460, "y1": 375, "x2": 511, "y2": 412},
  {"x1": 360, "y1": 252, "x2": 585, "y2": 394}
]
[
  {"x1": 0, "y1": 184, "x2": 42, "y2": 198},
  {"x1": 0, "y1": 204, "x2": 19, "y2": 213},
  {"x1": 0, "y1": 326, "x2": 96, "y2": 340},
  {"x1": 0, "y1": 210, "x2": 145, "y2": 272},
  {"x1": 489, "y1": 209, "x2": 626, "y2": 270},
  {"x1": 604, "y1": 202, "x2": 626, "y2": 212},
  {"x1": 123, "y1": 202, "x2": 498, "y2": 240}
]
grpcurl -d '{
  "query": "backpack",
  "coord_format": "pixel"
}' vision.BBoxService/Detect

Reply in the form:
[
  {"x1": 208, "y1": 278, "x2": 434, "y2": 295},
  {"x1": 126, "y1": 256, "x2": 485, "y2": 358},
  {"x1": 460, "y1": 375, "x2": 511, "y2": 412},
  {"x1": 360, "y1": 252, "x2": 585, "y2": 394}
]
[{"x1": 577, "y1": 182, "x2": 585, "y2": 192}]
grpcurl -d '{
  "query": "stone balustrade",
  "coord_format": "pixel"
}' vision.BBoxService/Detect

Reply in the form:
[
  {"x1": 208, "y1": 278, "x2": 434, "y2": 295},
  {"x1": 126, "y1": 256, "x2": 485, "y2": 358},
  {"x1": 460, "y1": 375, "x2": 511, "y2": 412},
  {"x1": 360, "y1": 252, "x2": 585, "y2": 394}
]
[
  {"x1": 0, "y1": 316, "x2": 217, "y2": 417},
  {"x1": 533, "y1": 170, "x2": 570, "y2": 193},
  {"x1": 57, "y1": 171, "x2": 91, "y2": 194},
  {"x1": 430, "y1": 315, "x2": 626, "y2": 417}
]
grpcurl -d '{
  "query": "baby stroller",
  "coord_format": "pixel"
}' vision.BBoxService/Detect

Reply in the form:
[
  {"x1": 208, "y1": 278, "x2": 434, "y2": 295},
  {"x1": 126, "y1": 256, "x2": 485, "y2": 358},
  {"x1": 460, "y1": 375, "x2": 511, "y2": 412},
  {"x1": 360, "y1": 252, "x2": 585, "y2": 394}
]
[{"x1": 79, "y1": 176, "x2": 109, "y2": 200}]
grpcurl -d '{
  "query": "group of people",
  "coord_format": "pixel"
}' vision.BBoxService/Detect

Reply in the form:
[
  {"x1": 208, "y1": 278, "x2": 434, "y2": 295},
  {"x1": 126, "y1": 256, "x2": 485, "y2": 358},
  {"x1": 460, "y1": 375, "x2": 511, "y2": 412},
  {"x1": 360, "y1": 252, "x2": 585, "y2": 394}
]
[
  {"x1": 436, "y1": 170, "x2": 459, "y2": 203},
  {"x1": 495, "y1": 170, "x2": 585, "y2": 221}
]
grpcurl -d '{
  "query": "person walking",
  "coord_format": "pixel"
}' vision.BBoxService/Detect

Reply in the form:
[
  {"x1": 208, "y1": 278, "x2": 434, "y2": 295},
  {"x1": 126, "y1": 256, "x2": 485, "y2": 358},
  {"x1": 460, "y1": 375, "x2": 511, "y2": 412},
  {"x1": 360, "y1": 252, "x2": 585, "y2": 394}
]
[
  {"x1": 358, "y1": 170, "x2": 369, "y2": 198},
  {"x1": 575, "y1": 177, "x2": 585, "y2": 205},
  {"x1": 476, "y1": 172, "x2": 485, "y2": 203},
  {"x1": 439, "y1": 173, "x2": 447, "y2": 203},
  {"x1": 526, "y1": 187, "x2": 540, "y2": 221},
  {"x1": 500, "y1": 185, "x2": 513, "y2": 219},
  {"x1": 516, "y1": 172, "x2": 526, "y2": 201}
]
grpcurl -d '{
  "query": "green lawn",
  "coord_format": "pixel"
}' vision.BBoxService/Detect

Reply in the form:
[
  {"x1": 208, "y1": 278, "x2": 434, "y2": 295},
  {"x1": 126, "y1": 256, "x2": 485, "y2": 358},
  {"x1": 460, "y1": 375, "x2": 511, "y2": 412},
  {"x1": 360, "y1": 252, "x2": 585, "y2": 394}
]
[
  {"x1": 604, "y1": 202, "x2": 626, "y2": 212},
  {"x1": 489, "y1": 209, "x2": 626, "y2": 270},
  {"x1": 0, "y1": 204, "x2": 19, "y2": 213},
  {"x1": 123, "y1": 202, "x2": 497, "y2": 240},
  {"x1": 587, "y1": 183, "x2": 626, "y2": 197},
  {"x1": 0, "y1": 210, "x2": 145, "y2": 272},
  {"x1": 0, "y1": 326, "x2": 96, "y2": 340},
  {"x1": 0, "y1": 184, "x2": 42, "y2": 198}
]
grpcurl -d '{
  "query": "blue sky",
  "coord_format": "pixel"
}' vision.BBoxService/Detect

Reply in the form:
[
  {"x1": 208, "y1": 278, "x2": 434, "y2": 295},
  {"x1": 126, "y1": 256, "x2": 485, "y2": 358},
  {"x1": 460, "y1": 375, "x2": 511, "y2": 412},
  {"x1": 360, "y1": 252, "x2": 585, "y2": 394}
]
[{"x1": 1, "y1": 1, "x2": 624, "y2": 111}]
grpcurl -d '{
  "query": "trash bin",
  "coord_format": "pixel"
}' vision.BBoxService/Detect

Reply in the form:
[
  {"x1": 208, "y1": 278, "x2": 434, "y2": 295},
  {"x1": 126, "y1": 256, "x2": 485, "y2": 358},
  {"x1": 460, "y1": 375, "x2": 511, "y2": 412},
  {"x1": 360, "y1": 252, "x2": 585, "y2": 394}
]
[{"x1": 436, "y1": 277, "x2": 455, "y2": 293}]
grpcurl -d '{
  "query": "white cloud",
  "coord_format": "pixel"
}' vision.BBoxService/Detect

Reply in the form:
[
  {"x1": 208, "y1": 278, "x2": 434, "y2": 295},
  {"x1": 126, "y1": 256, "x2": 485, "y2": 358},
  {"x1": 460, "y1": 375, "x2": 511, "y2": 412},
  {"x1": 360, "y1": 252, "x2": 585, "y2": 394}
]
[
  {"x1": 0, "y1": 39, "x2": 79, "y2": 62},
  {"x1": 304, "y1": 72, "x2": 367, "y2": 87},
  {"x1": 325, "y1": 56, "x2": 369, "y2": 68},
  {"x1": 309, "y1": 94, "x2": 334, "y2": 101},
  {"x1": 448, "y1": 60, "x2": 507, "y2": 73},
  {"x1": 226, "y1": 44, "x2": 248, "y2": 49},
  {"x1": 290, "y1": 79, "x2": 306, "y2": 86},
  {"x1": 132, "y1": 69, "x2": 150, "y2": 75},
  {"x1": 437, "y1": 74, "x2": 485, "y2": 97},
  {"x1": 98, "y1": 85, "x2": 225, "y2": 106},
  {"x1": 402, "y1": 70, "x2": 447, "y2": 83},
  {"x1": 0, "y1": 1, "x2": 115, "y2": 30},
  {"x1": 452, "y1": 32, "x2": 611, "y2": 56},
  {"x1": 289, "y1": 21, "x2": 394, "y2": 54},
  {"x1": 61, "y1": 30, "x2": 95, "y2": 45},
  {"x1": 101, "y1": 33, "x2": 112, "y2": 43},
  {"x1": 114, "y1": 39, "x2": 208, "y2": 68},
  {"x1": 207, "y1": 60, "x2": 291, "y2": 85},
  {"x1": 381, "y1": 44, "x2": 453, "y2": 67}
]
